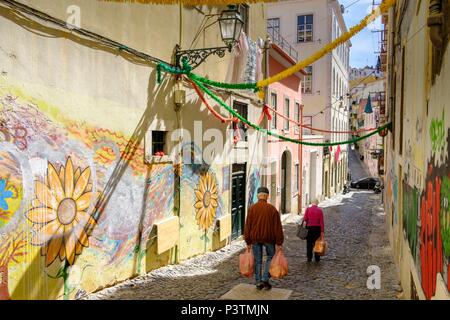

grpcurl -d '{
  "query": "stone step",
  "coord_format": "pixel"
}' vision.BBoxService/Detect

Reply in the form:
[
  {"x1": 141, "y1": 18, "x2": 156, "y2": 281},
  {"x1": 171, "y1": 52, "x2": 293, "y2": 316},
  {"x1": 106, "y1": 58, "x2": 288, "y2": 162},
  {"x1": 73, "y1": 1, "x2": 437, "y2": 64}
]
[{"x1": 219, "y1": 283, "x2": 292, "y2": 300}]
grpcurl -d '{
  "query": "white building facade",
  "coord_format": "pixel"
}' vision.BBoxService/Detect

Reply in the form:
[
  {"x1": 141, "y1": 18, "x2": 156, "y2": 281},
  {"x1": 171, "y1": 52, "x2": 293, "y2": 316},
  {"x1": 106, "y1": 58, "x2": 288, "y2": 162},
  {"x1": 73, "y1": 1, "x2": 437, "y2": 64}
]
[
  {"x1": 350, "y1": 66, "x2": 384, "y2": 80},
  {"x1": 267, "y1": 0, "x2": 351, "y2": 198}
]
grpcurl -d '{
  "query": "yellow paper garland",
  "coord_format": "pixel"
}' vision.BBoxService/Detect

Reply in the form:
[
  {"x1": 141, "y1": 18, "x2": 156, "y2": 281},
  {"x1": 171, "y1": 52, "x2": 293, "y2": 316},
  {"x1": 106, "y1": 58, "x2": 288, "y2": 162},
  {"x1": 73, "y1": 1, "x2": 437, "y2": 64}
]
[{"x1": 256, "y1": 0, "x2": 396, "y2": 91}]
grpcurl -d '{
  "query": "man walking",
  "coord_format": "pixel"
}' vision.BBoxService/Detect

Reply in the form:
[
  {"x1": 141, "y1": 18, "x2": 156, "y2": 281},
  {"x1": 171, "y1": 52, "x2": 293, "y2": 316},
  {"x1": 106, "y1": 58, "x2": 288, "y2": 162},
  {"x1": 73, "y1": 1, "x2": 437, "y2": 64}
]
[
  {"x1": 304, "y1": 199, "x2": 325, "y2": 262},
  {"x1": 244, "y1": 187, "x2": 284, "y2": 290}
]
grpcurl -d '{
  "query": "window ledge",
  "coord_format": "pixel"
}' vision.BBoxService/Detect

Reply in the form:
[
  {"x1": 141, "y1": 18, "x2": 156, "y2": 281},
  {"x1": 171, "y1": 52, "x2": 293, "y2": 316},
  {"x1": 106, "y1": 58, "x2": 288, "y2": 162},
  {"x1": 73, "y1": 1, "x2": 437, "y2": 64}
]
[{"x1": 145, "y1": 155, "x2": 173, "y2": 164}]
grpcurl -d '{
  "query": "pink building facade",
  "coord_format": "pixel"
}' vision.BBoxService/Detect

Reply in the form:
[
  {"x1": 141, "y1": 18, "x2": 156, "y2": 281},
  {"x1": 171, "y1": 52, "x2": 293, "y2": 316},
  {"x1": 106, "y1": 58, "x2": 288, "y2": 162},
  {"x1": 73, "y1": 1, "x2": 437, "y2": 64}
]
[{"x1": 266, "y1": 44, "x2": 324, "y2": 214}]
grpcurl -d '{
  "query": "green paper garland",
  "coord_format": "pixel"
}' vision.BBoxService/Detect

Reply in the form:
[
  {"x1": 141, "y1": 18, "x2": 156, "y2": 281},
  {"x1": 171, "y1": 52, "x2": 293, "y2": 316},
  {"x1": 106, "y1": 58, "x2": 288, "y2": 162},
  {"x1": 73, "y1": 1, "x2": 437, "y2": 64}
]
[
  {"x1": 188, "y1": 72, "x2": 257, "y2": 90},
  {"x1": 191, "y1": 76, "x2": 391, "y2": 147},
  {"x1": 157, "y1": 61, "x2": 257, "y2": 90}
]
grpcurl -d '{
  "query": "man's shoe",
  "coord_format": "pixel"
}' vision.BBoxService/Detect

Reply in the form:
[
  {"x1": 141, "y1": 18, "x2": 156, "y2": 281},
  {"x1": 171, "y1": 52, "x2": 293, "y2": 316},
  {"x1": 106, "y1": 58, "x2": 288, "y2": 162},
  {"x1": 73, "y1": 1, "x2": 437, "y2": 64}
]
[
  {"x1": 256, "y1": 283, "x2": 265, "y2": 290},
  {"x1": 263, "y1": 282, "x2": 272, "y2": 290}
]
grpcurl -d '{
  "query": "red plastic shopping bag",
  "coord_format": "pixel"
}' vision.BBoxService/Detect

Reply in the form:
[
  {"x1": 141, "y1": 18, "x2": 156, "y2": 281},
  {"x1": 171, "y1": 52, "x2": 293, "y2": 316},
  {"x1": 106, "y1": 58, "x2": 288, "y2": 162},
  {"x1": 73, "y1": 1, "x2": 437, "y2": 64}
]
[
  {"x1": 269, "y1": 248, "x2": 288, "y2": 279},
  {"x1": 239, "y1": 247, "x2": 254, "y2": 278}
]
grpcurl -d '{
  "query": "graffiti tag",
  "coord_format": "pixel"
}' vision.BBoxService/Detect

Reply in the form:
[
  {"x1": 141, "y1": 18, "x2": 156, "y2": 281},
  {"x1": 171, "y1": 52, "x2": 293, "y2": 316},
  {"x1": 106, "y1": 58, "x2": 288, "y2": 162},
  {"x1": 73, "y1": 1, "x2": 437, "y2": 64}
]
[{"x1": 430, "y1": 111, "x2": 445, "y2": 154}]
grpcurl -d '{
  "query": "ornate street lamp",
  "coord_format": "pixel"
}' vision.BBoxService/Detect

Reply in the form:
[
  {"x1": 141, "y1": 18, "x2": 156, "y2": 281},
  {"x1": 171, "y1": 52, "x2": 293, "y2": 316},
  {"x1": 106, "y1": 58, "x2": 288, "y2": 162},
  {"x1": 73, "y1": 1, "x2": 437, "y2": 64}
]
[
  {"x1": 175, "y1": 6, "x2": 243, "y2": 70},
  {"x1": 218, "y1": 7, "x2": 244, "y2": 49}
]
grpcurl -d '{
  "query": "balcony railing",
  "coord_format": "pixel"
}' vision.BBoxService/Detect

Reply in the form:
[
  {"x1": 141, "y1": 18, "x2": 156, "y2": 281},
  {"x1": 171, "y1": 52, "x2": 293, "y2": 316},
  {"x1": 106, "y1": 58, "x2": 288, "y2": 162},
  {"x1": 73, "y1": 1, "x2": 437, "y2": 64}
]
[{"x1": 268, "y1": 25, "x2": 299, "y2": 62}]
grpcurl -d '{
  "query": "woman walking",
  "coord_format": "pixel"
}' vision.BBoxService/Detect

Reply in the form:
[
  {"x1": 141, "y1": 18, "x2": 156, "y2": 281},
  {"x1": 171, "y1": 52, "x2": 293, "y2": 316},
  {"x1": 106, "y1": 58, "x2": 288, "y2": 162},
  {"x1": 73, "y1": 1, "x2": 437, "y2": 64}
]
[{"x1": 303, "y1": 199, "x2": 325, "y2": 262}]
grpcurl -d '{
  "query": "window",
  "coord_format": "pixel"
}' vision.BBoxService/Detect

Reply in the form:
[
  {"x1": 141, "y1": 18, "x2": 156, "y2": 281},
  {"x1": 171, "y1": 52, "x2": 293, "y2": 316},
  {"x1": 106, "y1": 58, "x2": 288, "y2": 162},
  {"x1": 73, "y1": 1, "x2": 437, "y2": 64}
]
[
  {"x1": 284, "y1": 97, "x2": 290, "y2": 131},
  {"x1": 270, "y1": 92, "x2": 277, "y2": 129},
  {"x1": 233, "y1": 101, "x2": 248, "y2": 141},
  {"x1": 297, "y1": 14, "x2": 313, "y2": 43},
  {"x1": 332, "y1": 16, "x2": 336, "y2": 40},
  {"x1": 295, "y1": 164, "x2": 299, "y2": 191},
  {"x1": 151, "y1": 131, "x2": 166, "y2": 155},
  {"x1": 332, "y1": 68, "x2": 335, "y2": 96},
  {"x1": 294, "y1": 102, "x2": 300, "y2": 134},
  {"x1": 302, "y1": 65, "x2": 313, "y2": 94},
  {"x1": 267, "y1": 18, "x2": 280, "y2": 35},
  {"x1": 335, "y1": 72, "x2": 338, "y2": 97},
  {"x1": 237, "y1": 4, "x2": 249, "y2": 35}
]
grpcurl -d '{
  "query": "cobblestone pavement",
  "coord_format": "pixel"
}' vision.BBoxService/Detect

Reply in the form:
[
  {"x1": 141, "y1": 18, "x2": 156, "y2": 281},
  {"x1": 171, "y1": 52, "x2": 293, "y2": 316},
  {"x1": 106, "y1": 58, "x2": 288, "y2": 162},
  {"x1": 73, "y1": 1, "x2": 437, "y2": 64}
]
[{"x1": 85, "y1": 151, "x2": 401, "y2": 300}]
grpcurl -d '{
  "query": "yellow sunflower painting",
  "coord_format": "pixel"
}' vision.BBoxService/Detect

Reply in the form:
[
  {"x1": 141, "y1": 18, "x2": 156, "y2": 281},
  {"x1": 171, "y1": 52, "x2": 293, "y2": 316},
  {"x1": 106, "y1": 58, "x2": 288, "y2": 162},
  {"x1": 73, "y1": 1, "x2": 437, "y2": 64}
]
[
  {"x1": 194, "y1": 172, "x2": 218, "y2": 231},
  {"x1": 26, "y1": 157, "x2": 99, "y2": 267}
]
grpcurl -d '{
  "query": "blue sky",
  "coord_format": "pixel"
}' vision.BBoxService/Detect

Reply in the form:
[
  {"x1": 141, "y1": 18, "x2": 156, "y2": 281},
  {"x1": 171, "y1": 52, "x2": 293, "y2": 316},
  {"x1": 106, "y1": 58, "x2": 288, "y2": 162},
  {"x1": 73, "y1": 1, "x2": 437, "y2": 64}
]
[{"x1": 339, "y1": 0, "x2": 382, "y2": 68}]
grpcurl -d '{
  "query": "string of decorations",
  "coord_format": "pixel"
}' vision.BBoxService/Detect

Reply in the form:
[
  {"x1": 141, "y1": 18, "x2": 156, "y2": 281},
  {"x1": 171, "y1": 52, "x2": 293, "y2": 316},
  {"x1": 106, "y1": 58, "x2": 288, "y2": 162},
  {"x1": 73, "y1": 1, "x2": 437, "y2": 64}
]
[
  {"x1": 189, "y1": 79, "x2": 238, "y2": 124},
  {"x1": 157, "y1": 58, "x2": 257, "y2": 90},
  {"x1": 190, "y1": 76, "x2": 392, "y2": 147},
  {"x1": 255, "y1": 0, "x2": 396, "y2": 95},
  {"x1": 156, "y1": 0, "x2": 396, "y2": 98},
  {"x1": 264, "y1": 104, "x2": 378, "y2": 135}
]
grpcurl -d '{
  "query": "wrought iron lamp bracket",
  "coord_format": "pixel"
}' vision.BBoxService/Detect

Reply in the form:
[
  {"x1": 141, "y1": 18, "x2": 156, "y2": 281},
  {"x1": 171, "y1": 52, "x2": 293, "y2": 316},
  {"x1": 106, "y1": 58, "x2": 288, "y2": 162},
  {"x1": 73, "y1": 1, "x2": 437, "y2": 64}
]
[{"x1": 175, "y1": 44, "x2": 231, "y2": 70}]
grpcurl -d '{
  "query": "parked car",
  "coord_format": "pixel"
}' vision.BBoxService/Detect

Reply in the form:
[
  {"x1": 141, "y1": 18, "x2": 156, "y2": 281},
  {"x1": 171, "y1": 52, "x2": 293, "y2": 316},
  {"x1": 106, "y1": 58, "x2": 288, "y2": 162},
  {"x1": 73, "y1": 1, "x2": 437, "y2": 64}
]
[{"x1": 350, "y1": 177, "x2": 380, "y2": 190}]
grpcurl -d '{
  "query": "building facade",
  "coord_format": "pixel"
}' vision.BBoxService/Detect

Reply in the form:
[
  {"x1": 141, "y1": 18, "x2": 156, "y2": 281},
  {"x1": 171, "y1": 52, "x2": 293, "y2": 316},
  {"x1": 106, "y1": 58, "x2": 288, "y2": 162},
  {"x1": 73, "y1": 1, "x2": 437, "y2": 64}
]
[
  {"x1": 382, "y1": 0, "x2": 450, "y2": 300},
  {"x1": 350, "y1": 66, "x2": 384, "y2": 80},
  {"x1": 267, "y1": 0, "x2": 351, "y2": 200},
  {"x1": 266, "y1": 34, "x2": 324, "y2": 215},
  {"x1": 350, "y1": 77, "x2": 386, "y2": 178},
  {"x1": 0, "y1": 0, "x2": 267, "y2": 299}
]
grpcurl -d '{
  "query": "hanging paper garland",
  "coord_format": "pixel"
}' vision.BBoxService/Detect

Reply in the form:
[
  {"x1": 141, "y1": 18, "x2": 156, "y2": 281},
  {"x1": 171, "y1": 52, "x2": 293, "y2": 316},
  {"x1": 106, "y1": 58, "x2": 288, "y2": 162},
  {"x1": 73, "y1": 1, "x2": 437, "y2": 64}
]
[
  {"x1": 157, "y1": 60, "x2": 257, "y2": 90},
  {"x1": 155, "y1": 0, "x2": 396, "y2": 96},
  {"x1": 255, "y1": 0, "x2": 396, "y2": 93},
  {"x1": 190, "y1": 76, "x2": 392, "y2": 147},
  {"x1": 189, "y1": 79, "x2": 237, "y2": 124},
  {"x1": 189, "y1": 78, "x2": 271, "y2": 144},
  {"x1": 264, "y1": 104, "x2": 378, "y2": 134},
  {"x1": 379, "y1": 127, "x2": 388, "y2": 137}
]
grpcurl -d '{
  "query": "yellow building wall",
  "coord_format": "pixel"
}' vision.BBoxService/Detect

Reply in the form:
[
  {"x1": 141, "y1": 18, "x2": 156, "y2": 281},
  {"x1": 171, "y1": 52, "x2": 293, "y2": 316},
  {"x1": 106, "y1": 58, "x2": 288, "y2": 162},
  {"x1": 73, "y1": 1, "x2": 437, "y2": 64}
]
[{"x1": 385, "y1": 0, "x2": 450, "y2": 300}]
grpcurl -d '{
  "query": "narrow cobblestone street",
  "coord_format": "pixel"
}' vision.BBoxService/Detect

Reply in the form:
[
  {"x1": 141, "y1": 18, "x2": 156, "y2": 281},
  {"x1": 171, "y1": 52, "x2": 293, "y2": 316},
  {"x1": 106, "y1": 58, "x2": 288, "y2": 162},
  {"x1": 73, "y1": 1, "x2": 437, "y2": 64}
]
[{"x1": 85, "y1": 151, "x2": 401, "y2": 300}]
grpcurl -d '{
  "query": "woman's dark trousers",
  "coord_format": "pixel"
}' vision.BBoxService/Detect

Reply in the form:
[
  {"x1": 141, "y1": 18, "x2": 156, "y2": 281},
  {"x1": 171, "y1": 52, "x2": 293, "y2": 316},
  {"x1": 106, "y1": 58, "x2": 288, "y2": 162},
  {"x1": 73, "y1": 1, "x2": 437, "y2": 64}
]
[{"x1": 306, "y1": 226, "x2": 322, "y2": 262}]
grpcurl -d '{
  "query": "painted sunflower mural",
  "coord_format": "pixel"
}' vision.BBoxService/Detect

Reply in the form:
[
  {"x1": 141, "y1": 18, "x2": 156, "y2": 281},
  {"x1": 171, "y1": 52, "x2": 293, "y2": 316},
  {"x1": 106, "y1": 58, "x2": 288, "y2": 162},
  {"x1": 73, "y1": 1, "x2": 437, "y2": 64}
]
[
  {"x1": 194, "y1": 172, "x2": 218, "y2": 231},
  {"x1": 26, "y1": 157, "x2": 99, "y2": 267}
]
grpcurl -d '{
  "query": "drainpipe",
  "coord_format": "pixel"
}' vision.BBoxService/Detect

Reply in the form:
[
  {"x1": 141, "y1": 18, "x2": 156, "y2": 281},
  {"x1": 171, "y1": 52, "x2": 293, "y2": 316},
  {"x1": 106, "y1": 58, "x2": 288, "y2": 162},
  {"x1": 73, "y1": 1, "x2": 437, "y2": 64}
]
[
  {"x1": 428, "y1": 0, "x2": 444, "y2": 48},
  {"x1": 298, "y1": 104, "x2": 304, "y2": 215},
  {"x1": 262, "y1": 36, "x2": 271, "y2": 188}
]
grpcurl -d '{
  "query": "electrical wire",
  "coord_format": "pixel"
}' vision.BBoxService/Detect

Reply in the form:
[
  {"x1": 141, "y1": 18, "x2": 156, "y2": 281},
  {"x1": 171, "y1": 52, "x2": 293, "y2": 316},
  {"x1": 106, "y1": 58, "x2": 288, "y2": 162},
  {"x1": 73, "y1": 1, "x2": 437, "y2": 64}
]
[{"x1": 0, "y1": 0, "x2": 168, "y2": 65}]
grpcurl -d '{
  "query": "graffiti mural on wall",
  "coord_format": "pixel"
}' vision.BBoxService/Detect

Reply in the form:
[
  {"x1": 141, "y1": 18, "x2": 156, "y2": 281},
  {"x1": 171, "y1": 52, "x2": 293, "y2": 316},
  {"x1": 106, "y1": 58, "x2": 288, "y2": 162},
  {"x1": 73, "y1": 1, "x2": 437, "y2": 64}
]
[
  {"x1": 26, "y1": 157, "x2": 99, "y2": 267},
  {"x1": 419, "y1": 128, "x2": 450, "y2": 299},
  {"x1": 194, "y1": 172, "x2": 219, "y2": 232},
  {"x1": 430, "y1": 110, "x2": 445, "y2": 156},
  {"x1": 402, "y1": 182, "x2": 420, "y2": 263},
  {"x1": 222, "y1": 166, "x2": 230, "y2": 192},
  {"x1": 247, "y1": 169, "x2": 261, "y2": 208},
  {"x1": 393, "y1": 175, "x2": 398, "y2": 224},
  {"x1": 0, "y1": 231, "x2": 27, "y2": 300},
  {"x1": 0, "y1": 91, "x2": 176, "y2": 299}
]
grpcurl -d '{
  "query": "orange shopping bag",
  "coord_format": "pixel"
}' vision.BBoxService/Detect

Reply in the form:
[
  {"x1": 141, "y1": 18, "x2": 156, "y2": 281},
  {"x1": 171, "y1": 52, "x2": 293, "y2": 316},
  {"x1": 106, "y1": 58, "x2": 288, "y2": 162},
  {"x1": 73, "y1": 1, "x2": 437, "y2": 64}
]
[
  {"x1": 313, "y1": 238, "x2": 327, "y2": 256},
  {"x1": 239, "y1": 247, "x2": 254, "y2": 278},
  {"x1": 269, "y1": 248, "x2": 288, "y2": 279}
]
